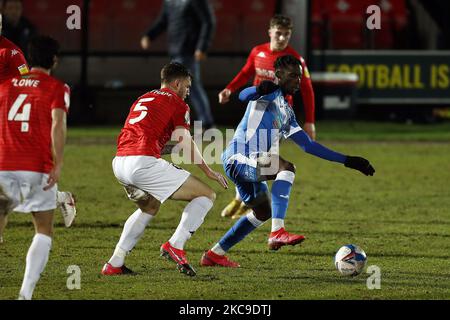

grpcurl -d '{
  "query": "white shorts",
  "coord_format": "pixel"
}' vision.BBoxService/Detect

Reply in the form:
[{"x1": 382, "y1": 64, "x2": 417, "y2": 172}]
[
  {"x1": 112, "y1": 156, "x2": 191, "y2": 203},
  {"x1": 0, "y1": 171, "x2": 57, "y2": 213}
]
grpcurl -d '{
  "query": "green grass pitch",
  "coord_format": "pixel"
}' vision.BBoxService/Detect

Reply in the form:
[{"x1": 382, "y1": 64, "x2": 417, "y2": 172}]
[{"x1": 1, "y1": 121, "x2": 449, "y2": 300}]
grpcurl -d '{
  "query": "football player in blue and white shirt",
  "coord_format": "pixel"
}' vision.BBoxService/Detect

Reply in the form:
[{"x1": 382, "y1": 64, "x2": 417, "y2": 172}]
[{"x1": 200, "y1": 55, "x2": 375, "y2": 267}]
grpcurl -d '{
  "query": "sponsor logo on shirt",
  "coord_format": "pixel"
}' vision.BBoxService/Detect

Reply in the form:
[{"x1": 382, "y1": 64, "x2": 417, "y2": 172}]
[
  {"x1": 257, "y1": 51, "x2": 266, "y2": 58},
  {"x1": 255, "y1": 68, "x2": 275, "y2": 79},
  {"x1": 18, "y1": 64, "x2": 29, "y2": 75},
  {"x1": 11, "y1": 49, "x2": 19, "y2": 56}
]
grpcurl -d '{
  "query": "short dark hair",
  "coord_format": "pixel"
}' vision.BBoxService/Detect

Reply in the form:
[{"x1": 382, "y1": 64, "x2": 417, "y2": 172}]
[
  {"x1": 161, "y1": 62, "x2": 193, "y2": 84},
  {"x1": 28, "y1": 36, "x2": 60, "y2": 69},
  {"x1": 274, "y1": 55, "x2": 301, "y2": 71},
  {"x1": 269, "y1": 15, "x2": 293, "y2": 29}
]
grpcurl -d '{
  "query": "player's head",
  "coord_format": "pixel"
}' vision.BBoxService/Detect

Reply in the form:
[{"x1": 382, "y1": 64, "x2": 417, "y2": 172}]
[
  {"x1": 28, "y1": 36, "x2": 60, "y2": 71},
  {"x1": 160, "y1": 62, "x2": 192, "y2": 100},
  {"x1": 2, "y1": 0, "x2": 23, "y2": 25},
  {"x1": 274, "y1": 55, "x2": 302, "y2": 95},
  {"x1": 268, "y1": 15, "x2": 293, "y2": 52}
]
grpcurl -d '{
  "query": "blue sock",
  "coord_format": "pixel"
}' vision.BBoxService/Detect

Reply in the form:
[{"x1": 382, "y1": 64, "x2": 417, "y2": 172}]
[
  {"x1": 218, "y1": 214, "x2": 263, "y2": 252},
  {"x1": 271, "y1": 171, "x2": 295, "y2": 220}
]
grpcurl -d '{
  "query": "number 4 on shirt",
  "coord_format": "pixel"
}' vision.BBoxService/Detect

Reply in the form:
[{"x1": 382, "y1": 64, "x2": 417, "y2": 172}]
[{"x1": 8, "y1": 94, "x2": 30, "y2": 132}]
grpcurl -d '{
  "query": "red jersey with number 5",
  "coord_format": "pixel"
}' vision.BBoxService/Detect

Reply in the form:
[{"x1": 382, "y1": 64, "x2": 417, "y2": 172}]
[
  {"x1": 116, "y1": 88, "x2": 191, "y2": 158},
  {"x1": 0, "y1": 36, "x2": 29, "y2": 83},
  {"x1": 0, "y1": 70, "x2": 70, "y2": 173}
]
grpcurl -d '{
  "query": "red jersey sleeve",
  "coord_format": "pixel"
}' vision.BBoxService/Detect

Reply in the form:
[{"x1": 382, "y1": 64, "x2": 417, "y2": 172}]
[
  {"x1": 50, "y1": 83, "x2": 70, "y2": 113},
  {"x1": 225, "y1": 47, "x2": 257, "y2": 93},
  {"x1": 299, "y1": 57, "x2": 315, "y2": 123},
  {"x1": 10, "y1": 49, "x2": 29, "y2": 77},
  {"x1": 0, "y1": 38, "x2": 29, "y2": 83}
]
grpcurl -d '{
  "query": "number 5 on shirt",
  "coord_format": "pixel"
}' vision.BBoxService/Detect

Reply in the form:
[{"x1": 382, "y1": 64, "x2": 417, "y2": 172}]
[{"x1": 129, "y1": 97, "x2": 155, "y2": 125}]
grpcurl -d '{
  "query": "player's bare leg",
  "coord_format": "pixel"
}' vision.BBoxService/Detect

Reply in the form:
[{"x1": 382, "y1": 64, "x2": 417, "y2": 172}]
[
  {"x1": 160, "y1": 175, "x2": 216, "y2": 276},
  {"x1": 0, "y1": 186, "x2": 13, "y2": 244},
  {"x1": 102, "y1": 192, "x2": 160, "y2": 276},
  {"x1": 170, "y1": 175, "x2": 216, "y2": 202},
  {"x1": 0, "y1": 212, "x2": 8, "y2": 244},
  {"x1": 18, "y1": 210, "x2": 54, "y2": 300}
]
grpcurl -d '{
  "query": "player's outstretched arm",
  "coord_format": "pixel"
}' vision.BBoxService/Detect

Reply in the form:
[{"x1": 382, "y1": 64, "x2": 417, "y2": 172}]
[
  {"x1": 45, "y1": 109, "x2": 67, "y2": 190},
  {"x1": 289, "y1": 130, "x2": 375, "y2": 176},
  {"x1": 175, "y1": 127, "x2": 228, "y2": 189},
  {"x1": 218, "y1": 88, "x2": 232, "y2": 104},
  {"x1": 344, "y1": 156, "x2": 376, "y2": 176},
  {"x1": 220, "y1": 48, "x2": 258, "y2": 104}
]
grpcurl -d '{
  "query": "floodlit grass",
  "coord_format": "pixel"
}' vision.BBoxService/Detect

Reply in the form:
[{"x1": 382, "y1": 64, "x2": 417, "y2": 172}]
[{"x1": 1, "y1": 121, "x2": 449, "y2": 299}]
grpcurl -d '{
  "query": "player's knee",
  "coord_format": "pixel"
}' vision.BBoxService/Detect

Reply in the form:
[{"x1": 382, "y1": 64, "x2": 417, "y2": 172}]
[
  {"x1": 250, "y1": 196, "x2": 271, "y2": 221},
  {"x1": 0, "y1": 199, "x2": 7, "y2": 215},
  {"x1": 144, "y1": 204, "x2": 160, "y2": 216},
  {"x1": 138, "y1": 197, "x2": 160, "y2": 216},
  {"x1": 204, "y1": 189, "x2": 216, "y2": 202},
  {"x1": 282, "y1": 161, "x2": 296, "y2": 174},
  {"x1": 0, "y1": 195, "x2": 12, "y2": 216},
  {"x1": 254, "y1": 211, "x2": 271, "y2": 221}
]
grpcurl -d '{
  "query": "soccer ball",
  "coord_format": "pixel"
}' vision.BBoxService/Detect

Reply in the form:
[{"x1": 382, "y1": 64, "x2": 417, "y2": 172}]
[{"x1": 334, "y1": 244, "x2": 367, "y2": 276}]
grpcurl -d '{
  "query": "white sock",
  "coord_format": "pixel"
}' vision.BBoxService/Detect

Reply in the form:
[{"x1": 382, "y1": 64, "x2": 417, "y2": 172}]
[
  {"x1": 272, "y1": 218, "x2": 285, "y2": 232},
  {"x1": 19, "y1": 233, "x2": 52, "y2": 300},
  {"x1": 211, "y1": 243, "x2": 226, "y2": 256},
  {"x1": 109, "y1": 209, "x2": 154, "y2": 267},
  {"x1": 211, "y1": 212, "x2": 264, "y2": 256},
  {"x1": 169, "y1": 196, "x2": 213, "y2": 250},
  {"x1": 235, "y1": 187, "x2": 242, "y2": 201}
]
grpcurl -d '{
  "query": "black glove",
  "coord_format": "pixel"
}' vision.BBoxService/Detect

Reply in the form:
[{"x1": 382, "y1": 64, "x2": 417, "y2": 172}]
[
  {"x1": 256, "y1": 80, "x2": 280, "y2": 96},
  {"x1": 344, "y1": 156, "x2": 375, "y2": 176}
]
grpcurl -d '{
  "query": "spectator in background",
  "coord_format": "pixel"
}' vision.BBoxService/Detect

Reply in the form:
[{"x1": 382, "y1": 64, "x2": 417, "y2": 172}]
[
  {"x1": 2, "y1": 0, "x2": 36, "y2": 57},
  {"x1": 141, "y1": 0, "x2": 216, "y2": 129}
]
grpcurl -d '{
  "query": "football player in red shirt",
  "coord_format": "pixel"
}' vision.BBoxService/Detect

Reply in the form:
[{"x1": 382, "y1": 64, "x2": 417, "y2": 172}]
[
  {"x1": 0, "y1": 14, "x2": 76, "y2": 242},
  {"x1": 0, "y1": 36, "x2": 69, "y2": 300},
  {"x1": 0, "y1": 13, "x2": 29, "y2": 83},
  {"x1": 101, "y1": 62, "x2": 228, "y2": 277},
  {"x1": 219, "y1": 15, "x2": 317, "y2": 222}
]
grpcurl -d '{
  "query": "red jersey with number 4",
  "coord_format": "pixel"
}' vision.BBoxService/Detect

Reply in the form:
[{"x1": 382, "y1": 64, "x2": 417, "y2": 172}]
[
  {"x1": 0, "y1": 70, "x2": 70, "y2": 173},
  {"x1": 0, "y1": 36, "x2": 29, "y2": 83},
  {"x1": 226, "y1": 43, "x2": 315, "y2": 123},
  {"x1": 117, "y1": 88, "x2": 191, "y2": 158}
]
